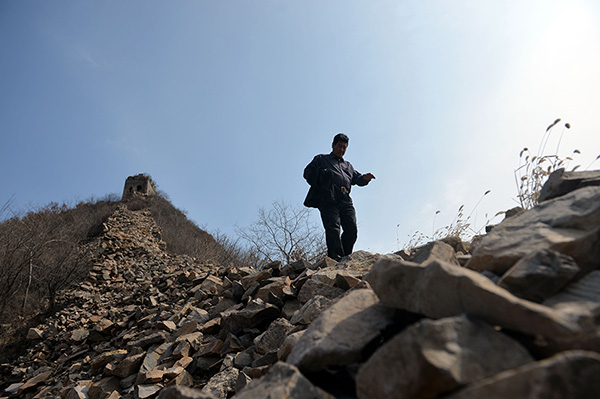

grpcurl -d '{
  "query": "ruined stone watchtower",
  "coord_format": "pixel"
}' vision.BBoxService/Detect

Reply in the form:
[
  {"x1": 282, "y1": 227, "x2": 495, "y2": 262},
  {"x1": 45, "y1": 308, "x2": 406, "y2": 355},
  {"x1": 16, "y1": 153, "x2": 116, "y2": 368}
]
[{"x1": 122, "y1": 174, "x2": 157, "y2": 200}]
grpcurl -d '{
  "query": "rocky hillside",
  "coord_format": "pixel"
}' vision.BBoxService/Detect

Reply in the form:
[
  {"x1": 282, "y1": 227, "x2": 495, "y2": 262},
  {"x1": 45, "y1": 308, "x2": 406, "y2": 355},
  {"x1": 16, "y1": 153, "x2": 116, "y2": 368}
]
[{"x1": 2, "y1": 168, "x2": 600, "y2": 398}]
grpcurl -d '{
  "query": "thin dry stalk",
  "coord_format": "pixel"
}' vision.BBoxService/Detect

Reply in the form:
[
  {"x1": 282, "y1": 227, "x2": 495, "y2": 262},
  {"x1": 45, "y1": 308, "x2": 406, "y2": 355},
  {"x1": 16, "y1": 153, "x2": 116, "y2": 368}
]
[
  {"x1": 402, "y1": 190, "x2": 494, "y2": 250},
  {"x1": 515, "y1": 120, "x2": 580, "y2": 209}
]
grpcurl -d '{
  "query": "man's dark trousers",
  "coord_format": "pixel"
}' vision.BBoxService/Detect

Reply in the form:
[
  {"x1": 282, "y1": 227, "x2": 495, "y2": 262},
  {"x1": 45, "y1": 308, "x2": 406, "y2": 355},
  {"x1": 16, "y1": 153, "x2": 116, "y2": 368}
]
[{"x1": 318, "y1": 200, "x2": 357, "y2": 261}]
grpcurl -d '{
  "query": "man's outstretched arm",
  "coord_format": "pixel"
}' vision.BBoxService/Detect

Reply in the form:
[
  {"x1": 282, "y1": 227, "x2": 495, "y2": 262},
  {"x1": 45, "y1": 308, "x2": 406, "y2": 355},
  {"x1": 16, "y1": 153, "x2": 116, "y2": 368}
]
[{"x1": 353, "y1": 170, "x2": 376, "y2": 186}]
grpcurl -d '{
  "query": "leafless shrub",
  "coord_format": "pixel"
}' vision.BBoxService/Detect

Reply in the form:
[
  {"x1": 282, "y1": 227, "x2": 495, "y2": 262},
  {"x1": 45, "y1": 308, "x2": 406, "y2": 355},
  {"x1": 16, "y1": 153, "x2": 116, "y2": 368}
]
[
  {"x1": 0, "y1": 198, "x2": 120, "y2": 323},
  {"x1": 236, "y1": 199, "x2": 326, "y2": 267},
  {"x1": 211, "y1": 230, "x2": 263, "y2": 268}
]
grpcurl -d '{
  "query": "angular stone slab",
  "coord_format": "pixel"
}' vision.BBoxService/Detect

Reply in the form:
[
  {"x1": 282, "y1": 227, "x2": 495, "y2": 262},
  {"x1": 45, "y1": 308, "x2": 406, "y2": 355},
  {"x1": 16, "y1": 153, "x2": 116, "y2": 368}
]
[
  {"x1": 497, "y1": 249, "x2": 579, "y2": 302},
  {"x1": 221, "y1": 299, "x2": 280, "y2": 334},
  {"x1": 141, "y1": 342, "x2": 172, "y2": 372},
  {"x1": 355, "y1": 315, "x2": 533, "y2": 399},
  {"x1": 445, "y1": 350, "x2": 600, "y2": 399},
  {"x1": 287, "y1": 288, "x2": 396, "y2": 372},
  {"x1": 17, "y1": 370, "x2": 52, "y2": 395},
  {"x1": 278, "y1": 330, "x2": 304, "y2": 361},
  {"x1": 90, "y1": 349, "x2": 128, "y2": 370},
  {"x1": 233, "y1": 362, "x2": 334, "y2": 399},
  {"x1": 138, "y1": 384, "x2": 164, "y2": 399},
  {"x1": 467, "y1": 186, "x2": 600, "y2": 275},
  {"x1": 113, "y1": 352, "x2": 145, "y2": 378},
  {"x1": 412, "y1": 240, "x2": 460, "y2": 266},
  {"x1": 366, "y1": 257, "x2": 579, "y2": 339},
  {"x1": 26, "y1": 328, "x2": 43, "y2": 340},
  {"x1": 539, "y1": 168, "x2": 600, "y2": 202},
  {"x1": 297, "y1": 279, "x2": 344, "y2": 305},
  {"x1": 202, "y1": 367, "x2": 239, "y2": 399},
  {"x1": 290, "y1": 295, "x2": 332, "y2": 325},
  {"x1": 253, "y1": 318, "x2": 294, "y2": 355}
]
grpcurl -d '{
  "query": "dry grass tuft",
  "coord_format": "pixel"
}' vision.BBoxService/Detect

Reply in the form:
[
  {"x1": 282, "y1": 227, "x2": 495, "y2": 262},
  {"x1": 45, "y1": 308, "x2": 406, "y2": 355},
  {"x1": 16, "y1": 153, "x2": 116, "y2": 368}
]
[
  {"x1": 514, "y1": 119, "x2": 581, "y2": 209},
  {"x1": 402, "y1": 190, "x2": 494, "y2": 250}
]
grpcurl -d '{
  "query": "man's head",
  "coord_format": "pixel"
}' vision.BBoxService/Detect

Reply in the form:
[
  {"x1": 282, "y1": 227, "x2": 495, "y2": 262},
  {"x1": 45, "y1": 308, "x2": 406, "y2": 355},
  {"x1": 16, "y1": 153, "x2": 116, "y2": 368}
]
[{"x1": 332, "y1": 133, "x2": 349, "y2": 159}]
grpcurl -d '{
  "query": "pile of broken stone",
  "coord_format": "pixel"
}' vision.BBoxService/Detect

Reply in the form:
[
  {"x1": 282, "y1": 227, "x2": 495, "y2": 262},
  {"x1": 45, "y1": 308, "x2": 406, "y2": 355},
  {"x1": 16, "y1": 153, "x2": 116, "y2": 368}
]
[{"x1": 2, "y1": 168, "x2": 600, "y2": 399}]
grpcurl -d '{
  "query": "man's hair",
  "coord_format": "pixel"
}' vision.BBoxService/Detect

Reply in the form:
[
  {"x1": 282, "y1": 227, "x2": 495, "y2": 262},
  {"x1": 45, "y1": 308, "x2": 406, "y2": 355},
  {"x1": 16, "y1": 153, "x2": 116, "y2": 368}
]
[{"x1": 333, "y1": 133, "x2": 349, "y2": 145}]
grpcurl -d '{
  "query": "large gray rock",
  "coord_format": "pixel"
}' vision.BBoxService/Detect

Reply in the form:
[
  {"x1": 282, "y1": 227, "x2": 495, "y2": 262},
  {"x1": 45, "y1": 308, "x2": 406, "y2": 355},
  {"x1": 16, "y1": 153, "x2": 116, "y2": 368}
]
[
  {"x1": 412, "y1": 240, "x2": 460, "y2": 266},
  {"x1": 137, "y1": 384, "x2": 164, "y2": 399},
  {"x1": 256, "y1": 280, "x2": 286, "y2": 304},
  {"x1": 445, "y1": 350, "x2": 600, "y2": 399},
  {"x1": 467, "y1": 186, "x2": 600, "y2": 275},
  {"x1": 254, "y1": 318, "x2": 294, "y2": 355},
  {"x1": 290, "y1": 295, "x2": 332, "y2": 325},
  {"x1": 141, "y1": 342, "x2": 172, "y2": 372},
  {"x1": 202, "y1": 367, "x2": 239, "y2": 399},
  {"x1": 221, "y1": 299, "x2": 280, "y2": 334},
  {"x1": 297, "y1": 279, "x2": 344, "y2": 305},
  {"x1": 355, "y1": 315, "x2": 534, "y2": 399},
  {"x1": 287, "y1": 288, "x2": 396, "y2": 372},
  {"x1": 497, "y1": 249, "x2": 580, "y2": 302},
  {"x1": 112, "y1": 352, "x2": 145, "y2": 378},
  {"x1": 539, "y1": 168, "x2": 600, "y2": 202},
  {"x1": 366, "y1": 257, "x2": 579, "y2": 339},
  {"x1": 240, "y1": 270, "x2": 272, "y2": 290},
  {"x1": 277, "y1": 330, "x2": 305, "y2": 361},
  {"x1": 186, "y1": 308, "x2": 210, "y2": 325},
  {"x1": 232, "y1": 362, "x2": 334, "y2": 399}
]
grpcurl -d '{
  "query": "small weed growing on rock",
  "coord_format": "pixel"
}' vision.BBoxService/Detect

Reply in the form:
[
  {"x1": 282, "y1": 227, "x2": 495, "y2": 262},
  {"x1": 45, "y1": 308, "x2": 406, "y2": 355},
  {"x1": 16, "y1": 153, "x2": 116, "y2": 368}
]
[
  {"x1": 401, "y1": 190, "x2": 495, "y2": 250},
  {"x1": 514, "y1": 119, "x2": 585, "y2": 209}
]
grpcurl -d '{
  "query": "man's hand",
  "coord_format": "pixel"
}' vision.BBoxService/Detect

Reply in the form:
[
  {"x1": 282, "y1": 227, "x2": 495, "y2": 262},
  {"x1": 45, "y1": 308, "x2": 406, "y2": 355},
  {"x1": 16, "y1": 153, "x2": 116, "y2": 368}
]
[{"x1": 363, "y1": 173, "x2": 376, "y2": 182}]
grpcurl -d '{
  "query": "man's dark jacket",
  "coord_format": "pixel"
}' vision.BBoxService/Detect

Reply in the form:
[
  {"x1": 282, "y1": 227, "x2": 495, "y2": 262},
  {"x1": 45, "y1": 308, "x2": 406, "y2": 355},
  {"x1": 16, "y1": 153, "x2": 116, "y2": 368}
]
[{"x1": 303, "y1": 153, "x2": 368, "y2": 208}]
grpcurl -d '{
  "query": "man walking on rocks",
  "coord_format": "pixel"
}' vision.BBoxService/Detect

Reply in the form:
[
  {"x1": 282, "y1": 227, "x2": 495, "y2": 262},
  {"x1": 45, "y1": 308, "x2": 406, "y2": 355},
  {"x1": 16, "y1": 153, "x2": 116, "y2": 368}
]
[{"x1": 303, "y1": 133, "x2": 375, "y2": 261}]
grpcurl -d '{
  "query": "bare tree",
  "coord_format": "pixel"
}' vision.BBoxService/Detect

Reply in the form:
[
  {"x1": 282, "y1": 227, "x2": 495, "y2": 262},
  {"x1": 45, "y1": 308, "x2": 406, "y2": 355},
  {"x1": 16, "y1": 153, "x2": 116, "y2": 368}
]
[{"x1": 236, "y1": 200, "x2": 326, "y2": 266}]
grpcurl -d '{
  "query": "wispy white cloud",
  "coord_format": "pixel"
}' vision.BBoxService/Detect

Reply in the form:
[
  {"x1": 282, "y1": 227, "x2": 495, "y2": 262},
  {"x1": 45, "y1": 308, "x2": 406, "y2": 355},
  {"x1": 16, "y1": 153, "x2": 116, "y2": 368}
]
[
  {"x1": 74, "y1": 47, "x2": 104, "y2": 69},
  {"x1": 44, "y1": 27, "x2": 111, "y2": 70}
]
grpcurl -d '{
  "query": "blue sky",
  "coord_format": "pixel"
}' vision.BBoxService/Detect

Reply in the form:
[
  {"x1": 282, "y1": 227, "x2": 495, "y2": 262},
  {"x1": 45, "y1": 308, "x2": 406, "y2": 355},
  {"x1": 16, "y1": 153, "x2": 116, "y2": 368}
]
[{"x1": 2, "y1": 1, "x2": 600, "y2": 254}]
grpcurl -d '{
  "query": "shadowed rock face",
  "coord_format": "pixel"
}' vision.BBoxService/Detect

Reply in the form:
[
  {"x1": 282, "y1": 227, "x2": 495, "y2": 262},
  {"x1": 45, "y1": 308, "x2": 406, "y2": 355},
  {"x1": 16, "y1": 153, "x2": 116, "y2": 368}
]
[
  {"x1": 355, "y1": 315, "x2": 534, "y2": 399},
  {"x1": 4, "y1": 170, "x2": 600, "y2": 399},
  {"x1": 287, "y1": 288, "x2": 397, "y2": 372}
]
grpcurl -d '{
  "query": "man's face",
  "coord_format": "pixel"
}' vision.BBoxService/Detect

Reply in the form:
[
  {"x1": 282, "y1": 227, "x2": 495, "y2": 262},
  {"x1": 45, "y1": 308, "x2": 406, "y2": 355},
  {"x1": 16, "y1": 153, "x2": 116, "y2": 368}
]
[{"x1": 332, "y1": 141, "x2": 348, "y2": 159}]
